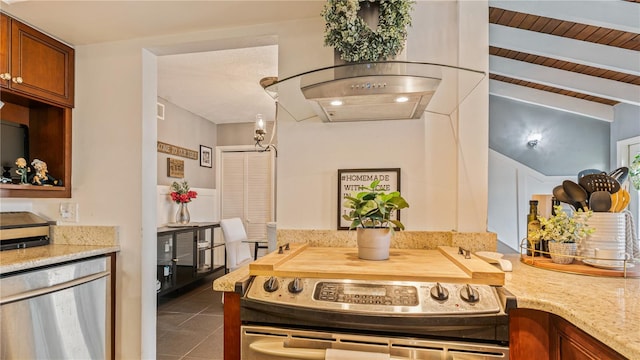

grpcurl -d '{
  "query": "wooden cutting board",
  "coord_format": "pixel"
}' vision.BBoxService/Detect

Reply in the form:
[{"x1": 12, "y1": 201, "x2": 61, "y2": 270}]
[{"x1": 249, "y1": 243, "x2": 505, "y2": 285}]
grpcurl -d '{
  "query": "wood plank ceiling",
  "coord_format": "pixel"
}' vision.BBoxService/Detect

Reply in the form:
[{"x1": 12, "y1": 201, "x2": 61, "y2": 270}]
[{"x1": 489, "y1": 2, "x2": 640, "y2": 113}]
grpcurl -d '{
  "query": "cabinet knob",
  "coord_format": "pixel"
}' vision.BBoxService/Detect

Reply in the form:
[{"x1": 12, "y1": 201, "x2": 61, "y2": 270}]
[
  {"x1": 0, "y1": 73, "x2": 10, "y2": 80},
  {"x1": 12, "y1": 76, "x2": 23, "y2": 84},
  {"x1": 172, "y1": 258, "x2": 178, "y2": 262}
]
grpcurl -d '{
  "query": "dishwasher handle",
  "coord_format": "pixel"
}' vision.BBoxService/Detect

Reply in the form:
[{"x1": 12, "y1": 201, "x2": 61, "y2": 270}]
[{"x1": 0, "y1": 270, "x2": 110, "y2": 305}]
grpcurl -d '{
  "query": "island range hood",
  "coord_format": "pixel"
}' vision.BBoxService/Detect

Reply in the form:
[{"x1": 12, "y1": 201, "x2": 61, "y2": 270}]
[{"x1": 263, "y1": 61, "x2": 485, "y2": 123}]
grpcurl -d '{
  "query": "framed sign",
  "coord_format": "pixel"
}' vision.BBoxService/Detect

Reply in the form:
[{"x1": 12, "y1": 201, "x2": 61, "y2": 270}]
[
  {"x1": 200, "y1": 145, "x2": 212, "y2": 168},
  {"x1": 157, "y1": 141, "x2": 198, "y2": 160},
  {"x1": 167, "y1": 158, "x2": 184, "y2": 178},
  {"x1": 337, "y1": 168, "x2": 401, "y2": 230}
]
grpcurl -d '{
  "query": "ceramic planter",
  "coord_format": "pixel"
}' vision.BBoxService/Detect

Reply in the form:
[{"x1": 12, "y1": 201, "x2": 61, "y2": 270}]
[
  {"x1": 548, "y1": 241, "x2": 577, "y2": 264},
  {"x1": 357, "y1": 228, "x2": 391, "y2": 260}
]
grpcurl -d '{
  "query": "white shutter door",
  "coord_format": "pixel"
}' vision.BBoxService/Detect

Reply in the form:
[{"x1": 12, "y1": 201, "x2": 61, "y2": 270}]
[
  {"x1": 246, "y1": 151, "x2": 272, "y2": 239},
  {"x1": 221, "y1": 152, "x2": 245, "y2": 220}
]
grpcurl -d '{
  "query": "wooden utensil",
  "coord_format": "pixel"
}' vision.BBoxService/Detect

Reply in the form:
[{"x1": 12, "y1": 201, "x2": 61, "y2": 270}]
[
  {"x1": 579, "y1": 173, "x2": 621, "y2": 195},
  {"x1": 615, "y1": 189, "x2": 630, "y2": 212},
  {"x1": 609, "y1": 191, "x2": 620, "y2": 212}
]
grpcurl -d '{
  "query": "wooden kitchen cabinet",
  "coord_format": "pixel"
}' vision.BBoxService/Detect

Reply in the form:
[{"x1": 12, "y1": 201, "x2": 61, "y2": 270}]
[
  {"x1": 0, "y1": 13, "x2": 73, "y2": 198},
  {"x1": 509, "y1": 309, "x2": 625, "y2": 360},
  {"x1": 549, "y1": 315, "x2": 626, "y2": 360},
  {"x1": 1, "y1": 13, "x2": 74, "y2": 107},
  {"x1": 0, "y1": 14, "x2": 9, "y2": 89}
]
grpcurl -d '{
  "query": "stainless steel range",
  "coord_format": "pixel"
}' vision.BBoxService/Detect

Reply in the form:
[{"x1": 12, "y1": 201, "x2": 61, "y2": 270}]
[{"x1": 240, "y1": 275, "x2": 516, "y2": 359}]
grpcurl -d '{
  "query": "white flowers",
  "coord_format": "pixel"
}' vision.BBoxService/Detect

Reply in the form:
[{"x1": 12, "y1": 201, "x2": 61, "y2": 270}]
[{"x1": 534, "y1": 205, "x2": 595, "y2": 243}]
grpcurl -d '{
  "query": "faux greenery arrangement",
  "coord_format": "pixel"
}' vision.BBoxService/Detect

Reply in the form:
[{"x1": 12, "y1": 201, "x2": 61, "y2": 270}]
[
  {"x1": 342, "y1": 179, "x2": 409, "y2": 230},
  {"x1": 533, "y1": 205, "x2": 594, "y2": 243},
  {"x1": 321, "y1": 0, "x2": 414, "y2": 62},
  {"x1": 630, "y1": 153, "x2": 640, "y2": 191}
]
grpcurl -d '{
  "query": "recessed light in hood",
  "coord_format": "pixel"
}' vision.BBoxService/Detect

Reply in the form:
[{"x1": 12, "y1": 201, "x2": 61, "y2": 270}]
[{"x1": 263, "y1": 61, "x2": 485, "y2": 123}]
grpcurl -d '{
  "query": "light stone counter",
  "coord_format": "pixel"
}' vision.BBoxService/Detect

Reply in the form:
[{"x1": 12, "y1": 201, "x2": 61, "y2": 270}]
[
  {"x1": 503, "y1": 254, "x2": 639, "y2": 359},
  {"x1": 0, "y1": 225, "x2": 119, "y2": 274},
  {"x1": 213, "y1": 242, "x2": 640, "y2": 358}
]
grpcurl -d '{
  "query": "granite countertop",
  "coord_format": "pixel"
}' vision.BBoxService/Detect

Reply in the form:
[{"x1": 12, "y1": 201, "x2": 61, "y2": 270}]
[
  {"x1": 503, "y1": 254, "x2": 639, "y2": 359},
  {"x1": 0, "y1": 225, "x2": 120, "y2": 275},
  {"x1": 213, "y1": 252, "x2": 640, "y2": 359}
]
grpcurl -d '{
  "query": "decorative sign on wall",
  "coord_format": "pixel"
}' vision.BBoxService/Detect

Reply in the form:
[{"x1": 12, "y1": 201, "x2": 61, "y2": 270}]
[
  {"x1": 157, "y1": 141, "x2": 198, "y2": 160},
  {"x1": 337, "y1": 168, "x2": 401, "y2": 230},
  {"x1": 167, "y1": 158, "x2": 184, "y2": 178}
]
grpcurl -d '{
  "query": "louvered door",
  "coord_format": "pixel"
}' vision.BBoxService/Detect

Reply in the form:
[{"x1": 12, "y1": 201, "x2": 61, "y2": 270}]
[{"x1": 220, "y1": 150, "x2": 274, "y2": 240}]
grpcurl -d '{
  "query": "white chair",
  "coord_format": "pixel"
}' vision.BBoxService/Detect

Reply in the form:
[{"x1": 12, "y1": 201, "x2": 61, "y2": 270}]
[{"x1": 220, "y1": 218, "x2": 253, "y2": 273}]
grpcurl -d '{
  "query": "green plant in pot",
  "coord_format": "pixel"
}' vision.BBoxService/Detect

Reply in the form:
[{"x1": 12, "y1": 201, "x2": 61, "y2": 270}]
[
  {"x1": 533, "y1": 205, "x2": 594, "y2": 264},
  {"x1": 342, "y1": 179, "x2": 409, "y2": 260}
]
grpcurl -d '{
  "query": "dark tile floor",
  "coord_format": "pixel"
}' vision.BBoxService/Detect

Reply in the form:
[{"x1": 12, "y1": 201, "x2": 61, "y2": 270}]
[{"x1": 157, "y1": 271, "x2": 225, "y2": 360}]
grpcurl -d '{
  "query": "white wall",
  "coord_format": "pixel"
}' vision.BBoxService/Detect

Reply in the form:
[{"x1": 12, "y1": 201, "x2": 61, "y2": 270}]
[
  {"x1": 157, "y1": 185, "x2": 217, "y2": 226},
  {"x1": 277, "y1": 1, "x2": 490, "y2": 231},
  {"x1": 157, "y1": 97, "x2": 217, "y2": 188},
  {"x1": 2, "y1": 2, "x2": 490, "y2": 358},
  {"x1": 488, "y1": 149, "x2": 573, "y2": 251}
]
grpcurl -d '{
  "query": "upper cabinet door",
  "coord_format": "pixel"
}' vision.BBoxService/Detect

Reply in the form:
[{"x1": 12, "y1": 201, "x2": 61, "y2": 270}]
[
  {"x1": 10, "y1": 19, "x2": 74, "y2": 107},
  {"x1": 0, "y1": 14, "x2": 10, "y2": 89}
]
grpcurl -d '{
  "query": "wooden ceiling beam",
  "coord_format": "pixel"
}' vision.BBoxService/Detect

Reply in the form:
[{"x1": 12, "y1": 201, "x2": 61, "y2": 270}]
[
  {"x1": 489, "y1": 55, "x2": 640, "y2": 105},
  {"x1": 489, "y1": 0, "x2": 640, "y2": 33},
  {"x1": 490, "y1": 24, "x2": 640, "y2": 75}
]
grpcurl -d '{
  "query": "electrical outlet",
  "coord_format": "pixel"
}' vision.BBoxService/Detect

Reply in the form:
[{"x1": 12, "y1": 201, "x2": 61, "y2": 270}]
[{"x1": 59, "y1": 202, "x2": 79, "y2": 222}]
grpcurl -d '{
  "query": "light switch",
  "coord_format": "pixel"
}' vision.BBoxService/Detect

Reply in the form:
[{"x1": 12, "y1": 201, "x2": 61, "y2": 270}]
[{"x1": 59, "y1": 202, "x2": 79, "y2": 222}]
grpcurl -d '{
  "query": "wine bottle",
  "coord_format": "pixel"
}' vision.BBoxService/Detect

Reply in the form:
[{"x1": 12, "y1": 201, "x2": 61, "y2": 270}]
[{"x1": 527, "y1": 200, "x2": 541, "y2": 256}]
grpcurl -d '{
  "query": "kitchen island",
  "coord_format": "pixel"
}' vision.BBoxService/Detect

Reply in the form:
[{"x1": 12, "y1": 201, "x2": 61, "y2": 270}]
[{"x1": 213, "y1": 251, "x2": 639, "y2": 359}]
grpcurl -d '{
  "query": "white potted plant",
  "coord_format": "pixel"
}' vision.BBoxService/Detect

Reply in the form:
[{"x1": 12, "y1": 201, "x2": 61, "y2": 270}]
[
  {"x1": 533, "y1": 205, "x2": 594, "y2": 264},
  {"x1": 342, "y1": 180, "x2": 409, "y2": 260}
]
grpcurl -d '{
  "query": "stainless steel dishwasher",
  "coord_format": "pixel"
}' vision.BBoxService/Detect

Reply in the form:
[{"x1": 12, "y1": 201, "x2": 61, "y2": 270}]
[{"x1": 0, "y1": 256, "x2": 111, "y2": 359}]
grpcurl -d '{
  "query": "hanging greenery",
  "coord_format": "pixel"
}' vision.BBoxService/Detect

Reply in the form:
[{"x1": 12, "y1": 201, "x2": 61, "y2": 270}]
[{"x1": 321, "y1": 0, "x2": 414, "y2": 62}]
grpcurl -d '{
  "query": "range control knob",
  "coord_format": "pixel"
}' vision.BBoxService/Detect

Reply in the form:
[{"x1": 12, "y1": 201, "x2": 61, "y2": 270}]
[
  {"x1": 263, "y1": 276, "x2": 279, "y2": 292},
  {"x1": 460, "y1": 284, "x2": 480, "y2": 303},
  {"x1": 288, "y1": 278, "x2": 304, "y2": 294},
  {"x1": 430, "y1": 282, "x2": 449, "y2": 301}
]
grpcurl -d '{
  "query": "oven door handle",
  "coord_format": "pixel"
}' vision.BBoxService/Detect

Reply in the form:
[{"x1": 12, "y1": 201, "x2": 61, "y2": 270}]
[
  {"x1": 249, "y1": 340, "x2": 399, "y2": 360},
  {"x1": 249, "y1": 340, "x2": 325, "y2": 360}
]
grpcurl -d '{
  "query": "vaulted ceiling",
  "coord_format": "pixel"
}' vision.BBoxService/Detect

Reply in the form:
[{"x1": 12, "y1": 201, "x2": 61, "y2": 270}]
[
  {"x1": 2, "y1": 1, "x2": 638, "y2": 124},
  {"x1": 488, "y1": 0, "x2": 640, "y2": 122}
]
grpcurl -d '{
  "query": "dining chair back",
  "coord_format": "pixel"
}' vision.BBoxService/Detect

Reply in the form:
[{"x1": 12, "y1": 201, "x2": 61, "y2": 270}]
[{"x1": 220, "y1": 218, "x2": 253, "y2": 272}]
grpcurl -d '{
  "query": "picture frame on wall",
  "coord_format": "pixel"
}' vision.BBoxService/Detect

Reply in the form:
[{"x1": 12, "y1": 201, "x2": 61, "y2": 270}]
[
  {"x1": 337, "y1": 168, "x2": 401, "y2": 230},
  {"x1": 167, "y1": 158, "x2": 184, "y2": 178},
  {"x1": 200, "y1": 145, "x2": 213, "y2": 168}
]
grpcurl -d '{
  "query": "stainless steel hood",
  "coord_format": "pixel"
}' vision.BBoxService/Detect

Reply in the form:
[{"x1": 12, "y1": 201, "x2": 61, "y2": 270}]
[
  {"x1": 301, "y1": 75, "x2": 440, "y2": 122},
  {"x1": 263, "y1": 61, "x2": 485, "y2": 123}
]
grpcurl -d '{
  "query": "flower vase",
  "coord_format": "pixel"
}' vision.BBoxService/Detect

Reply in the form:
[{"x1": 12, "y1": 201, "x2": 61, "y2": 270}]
[
  {"x1": 548, "y1": 241, "x2": 577, "y2": 264},
  {"x1": 176, "y1": 203, "x2": 190, "y2": 224}
]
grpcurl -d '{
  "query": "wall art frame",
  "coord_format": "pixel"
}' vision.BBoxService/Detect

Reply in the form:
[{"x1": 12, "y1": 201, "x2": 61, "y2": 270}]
[
  {"x1": 337, "y1": 168, "x2": 401, "y2": 230},
  {"x1": 200, "y1": 145, "x2": 213, "y2": 168}
]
